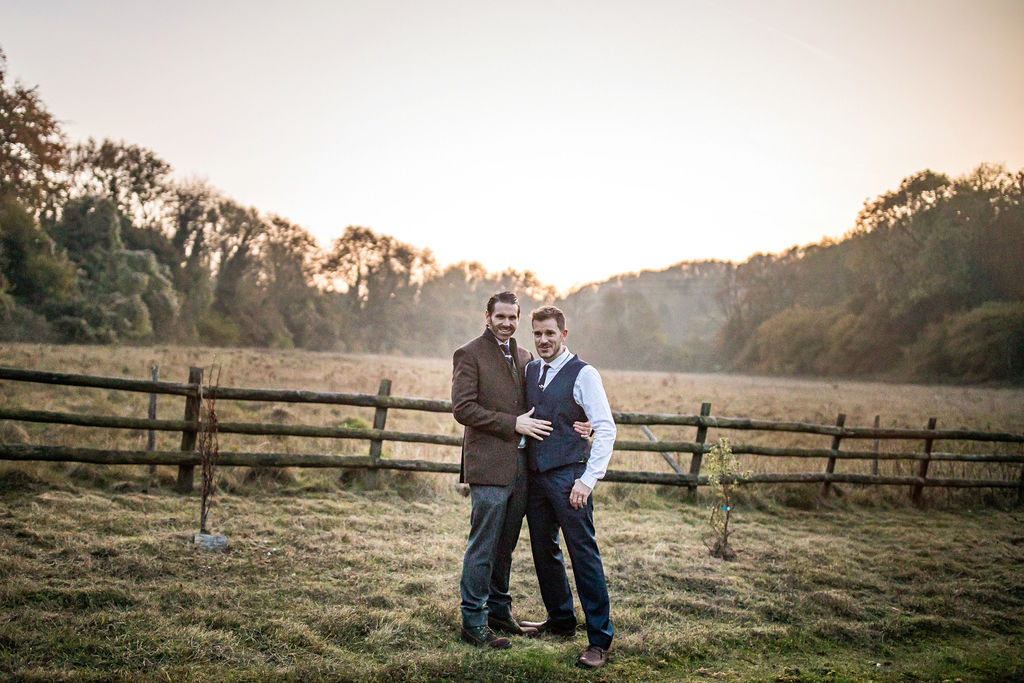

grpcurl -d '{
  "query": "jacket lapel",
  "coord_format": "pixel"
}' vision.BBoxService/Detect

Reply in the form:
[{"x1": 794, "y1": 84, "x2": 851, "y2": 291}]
[
  {"x1": 482, "y1": 327, "x2": 520, "y2": 390},
  {"x1": 507, "y1": 337, "x2": 524, "y2": 394}
]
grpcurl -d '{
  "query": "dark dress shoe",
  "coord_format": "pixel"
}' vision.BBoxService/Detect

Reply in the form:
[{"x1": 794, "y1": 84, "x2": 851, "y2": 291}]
[
  {"x1": 518, "y1": 619, "x2": 577, "y2": 638},
  {"x1": 488, "y1": 614, "x2": 539, "y2": 637},
  {"x1": 460, "y1": 625, "x2": 511, "y2": 649},
  {"x1": 576, "y1": 644, "x2": 609, "y2": 668}
]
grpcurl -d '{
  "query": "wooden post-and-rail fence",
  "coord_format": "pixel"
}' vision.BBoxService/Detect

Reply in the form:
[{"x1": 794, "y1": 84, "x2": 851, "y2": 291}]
[{"x1": 1, "y1": 365, "x2": 1023, "y2": 505}]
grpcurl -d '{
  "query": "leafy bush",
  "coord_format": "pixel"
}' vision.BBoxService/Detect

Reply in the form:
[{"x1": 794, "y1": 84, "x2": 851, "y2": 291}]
[{"x1": 909, "y1": 301, "x2": 1024, "y2": 383}]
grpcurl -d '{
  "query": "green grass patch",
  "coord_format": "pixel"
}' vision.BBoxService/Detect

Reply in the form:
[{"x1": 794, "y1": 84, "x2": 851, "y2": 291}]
[{"x1": 1, "y1": 468, "x2": 1022, "y2": 681}]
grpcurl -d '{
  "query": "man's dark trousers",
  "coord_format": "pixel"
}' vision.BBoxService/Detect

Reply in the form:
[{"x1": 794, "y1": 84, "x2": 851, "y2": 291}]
[
  {"x1": 460, "y1": 450, "x2": 528, "y2": 628},
  {"x1": 527, "y1": 460, "x2": 613, "y2": 649}
]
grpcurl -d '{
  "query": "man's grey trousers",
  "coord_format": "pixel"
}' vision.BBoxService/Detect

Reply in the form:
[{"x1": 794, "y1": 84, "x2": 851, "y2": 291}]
[{"x1": 460, "y1": 450, "x2": 528, "y2": 628}]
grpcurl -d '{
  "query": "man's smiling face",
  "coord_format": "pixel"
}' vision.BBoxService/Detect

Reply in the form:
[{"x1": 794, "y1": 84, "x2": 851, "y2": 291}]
[
  {"x1": 485, "y1": 302, "x2": 519, "y2": 342},
  {"x1": 533, "y1": 316, "x2": 567, "y2": 362}
]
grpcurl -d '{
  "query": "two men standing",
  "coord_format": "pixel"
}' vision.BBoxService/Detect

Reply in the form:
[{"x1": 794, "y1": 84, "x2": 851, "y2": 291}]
[{"x1": 451, "y1": 293, "x2": 616, "y2": 669}]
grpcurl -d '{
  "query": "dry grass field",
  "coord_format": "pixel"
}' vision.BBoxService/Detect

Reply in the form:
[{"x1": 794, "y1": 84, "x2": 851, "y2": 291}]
[{"x1": 2, "y1": 343, "x2": 1024, "y2": 681}]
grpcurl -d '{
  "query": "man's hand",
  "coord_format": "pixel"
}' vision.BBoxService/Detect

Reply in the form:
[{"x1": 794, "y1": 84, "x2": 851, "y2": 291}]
[
  {"x1": 569, "y1": 479, "x2": 592, "y2": 509},
  {"x1": 516, "y1": 407, "x2": 553, "y2": 440},
  {"x1": 572, "y1": 420, "x2": 593, "y2": 439}
]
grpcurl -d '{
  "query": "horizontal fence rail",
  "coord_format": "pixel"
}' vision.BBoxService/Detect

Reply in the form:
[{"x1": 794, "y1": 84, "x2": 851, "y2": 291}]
[
  {"x1": 4, "y1": 408, "x2": 1024, "y2": 463},
  {"x1": 1, "y1": 444, "x2": 1019, "y2": 489},
  {"x1": 1, "y1": 366, "x2": 1022, "y2": 503}
]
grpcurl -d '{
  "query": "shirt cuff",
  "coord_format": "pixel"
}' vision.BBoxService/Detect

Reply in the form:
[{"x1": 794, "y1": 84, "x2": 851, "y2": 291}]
[{"x1": 580, "y1": 472, "x2": 598, "y2": 490}]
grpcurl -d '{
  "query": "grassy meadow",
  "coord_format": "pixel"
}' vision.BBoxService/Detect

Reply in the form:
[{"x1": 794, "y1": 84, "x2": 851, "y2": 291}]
[{"x1": 2, "y1": 343, "x2": 1024, "y2": 681}]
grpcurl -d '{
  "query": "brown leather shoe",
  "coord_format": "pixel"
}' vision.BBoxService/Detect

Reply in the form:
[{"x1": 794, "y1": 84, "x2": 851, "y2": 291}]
[
  {"x1": 460, "y1": 625, "x2": 511, "y2": 649},
  {"x1": 519, "y1": 619, "x2": 577, "y2": 638},
  {"x1": 576, "y1": 644, "x2": 609, "y2": 668},
  {"x1": 488, "y1": 614, "x2": 539, "y2": 637}
]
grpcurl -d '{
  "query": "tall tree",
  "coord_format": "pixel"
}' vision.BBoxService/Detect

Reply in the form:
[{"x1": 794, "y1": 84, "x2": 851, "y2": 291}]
[
  {"x1": 169, "y1": 180, "x2": 219, "y2": 342},
  {"x1": 48, "y1": 196, "x2": 178, "y2": 342},
  {"x1": 65, "y1": 138, "x2": 172, "y2": 229},
  {"x1": 0, "y1": 195, "x2": 78, "y2": 334},
  {"x1": 261, "y1": 215, "x2": 336, "y2": 349},
  {"x1": 212, "y1": 199, "x2": 266, "y2": 316},
  {"x1": 0, "y1": 47, "x2": 65, "y2": 214},
  {"x1": 323, "y1": 226, "x2": 436, "y2": 352}
]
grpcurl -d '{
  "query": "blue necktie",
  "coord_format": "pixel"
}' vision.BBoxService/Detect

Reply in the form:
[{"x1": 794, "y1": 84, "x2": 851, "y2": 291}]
[
  {"x1": 500, "y1": 342, "x2": 513, "y2": 364},
  {"x1": 538, "y1": 364, "x2": 550, "y2": 389}
]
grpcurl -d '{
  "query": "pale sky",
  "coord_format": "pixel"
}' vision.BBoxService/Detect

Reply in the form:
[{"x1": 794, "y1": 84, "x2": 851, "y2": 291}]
[{"x1": 3, "y1": 0, "x2": 1023, "y2": 292}]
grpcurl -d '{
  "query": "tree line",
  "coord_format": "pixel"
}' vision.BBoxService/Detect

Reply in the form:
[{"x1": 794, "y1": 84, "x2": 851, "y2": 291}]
[
  {"x1": 2, "y1": 47, "x2": 1021, "y2": 383},
  {"x1": 714, "y1": 165, "x2": 1024, "y2": 383}
]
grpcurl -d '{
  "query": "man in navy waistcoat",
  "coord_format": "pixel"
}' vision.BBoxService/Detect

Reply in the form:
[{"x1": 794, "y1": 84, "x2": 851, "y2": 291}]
[{"x1": 520, "y1": 305, "x2": 617, "y2": 669}]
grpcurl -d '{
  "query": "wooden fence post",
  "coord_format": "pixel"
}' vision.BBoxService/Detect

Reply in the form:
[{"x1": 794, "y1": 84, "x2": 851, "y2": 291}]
[
  {"x1": 912, "y1": 417, "x2": 938, "y2": 506},
  {"x1": 144, "y1": 365, "x2": 158, "y2": 492},
  {"x1": 147, "y1": 365, "x2": 158, "y2": 455},
  {"x1": 822, "y1": 413, "x2": 847, "y2": 497},
  {"x1": 176, "y1": 366, "x2": 203, "y2": 493},
  {"x1": 366, "y1": 379, "x2": 392, "y2": 489},
  {"x1": 688, "y1": 402, "x2": 712, "y2": 497},
  {"x1": 872, "y1": 415, "x2": 880, "y2": 476}
]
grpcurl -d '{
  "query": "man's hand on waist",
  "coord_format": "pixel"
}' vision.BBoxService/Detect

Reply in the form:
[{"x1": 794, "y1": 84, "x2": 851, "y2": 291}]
[{"x1": 515, "y1": 407, "x2": 553, "y2": 441}]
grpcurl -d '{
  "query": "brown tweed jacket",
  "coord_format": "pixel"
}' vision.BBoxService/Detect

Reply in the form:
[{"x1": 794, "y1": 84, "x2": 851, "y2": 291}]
[{"x1": 452, "y1": 327, "x2": 532, "y2": 486}]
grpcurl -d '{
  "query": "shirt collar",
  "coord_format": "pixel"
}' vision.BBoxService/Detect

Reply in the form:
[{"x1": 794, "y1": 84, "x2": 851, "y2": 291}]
[
  {"x1": 544, "y1": 346, "x2": 573, "y2": 372},
  {"x1": 487, "y1": 327, "x2": 511, "y2": 347}
]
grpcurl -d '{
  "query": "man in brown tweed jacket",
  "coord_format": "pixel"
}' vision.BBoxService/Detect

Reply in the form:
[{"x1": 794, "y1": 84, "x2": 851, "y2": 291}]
[{"x1": 451, "y1": 291, "x2": 555, "y2": 649}]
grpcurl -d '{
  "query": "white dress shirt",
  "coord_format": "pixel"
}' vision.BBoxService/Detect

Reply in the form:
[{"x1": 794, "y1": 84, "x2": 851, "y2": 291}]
[{"x1": 536, "y1": 346, "x2": 616, "y2": 490}]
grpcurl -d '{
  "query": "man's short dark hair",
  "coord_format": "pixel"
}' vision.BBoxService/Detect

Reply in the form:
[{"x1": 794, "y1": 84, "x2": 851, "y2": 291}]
[
  {"x1": 487, "y1": 291, "x2": 520, "y2": 316},
  {"x1": 531, "y1": 305, "x2": 565, "y2": 332}
]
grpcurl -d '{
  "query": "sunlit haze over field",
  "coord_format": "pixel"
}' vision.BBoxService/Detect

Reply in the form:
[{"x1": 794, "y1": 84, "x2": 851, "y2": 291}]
[{"x1": 3, "y1": 0, "x2": 1023, "y2": 291}]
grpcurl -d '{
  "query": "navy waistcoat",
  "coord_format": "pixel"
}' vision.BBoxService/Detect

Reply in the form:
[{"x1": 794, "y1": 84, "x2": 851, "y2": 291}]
[{"x1": 525, "y1": 356, "x2": 590, "y2": 472}]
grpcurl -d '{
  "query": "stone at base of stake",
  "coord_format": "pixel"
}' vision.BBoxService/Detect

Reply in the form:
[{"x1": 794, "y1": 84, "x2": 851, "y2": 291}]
[{"x1": 193, "y1": 533, "x2": 228, "y2": 551}]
